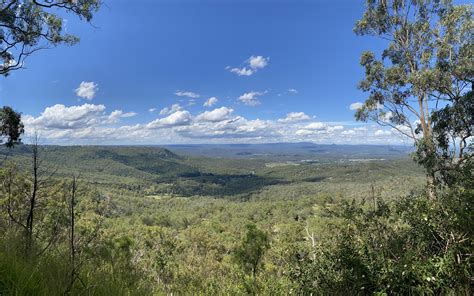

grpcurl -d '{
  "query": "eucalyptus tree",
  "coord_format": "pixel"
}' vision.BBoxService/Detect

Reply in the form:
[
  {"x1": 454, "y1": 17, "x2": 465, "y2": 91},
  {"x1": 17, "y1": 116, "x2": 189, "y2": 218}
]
[
  {"x1": 1, "y1": 0, "x2": 101, "y2": 75},
  {"x1": 354, "y1": 0, "x2": 473, "y2": 198}
]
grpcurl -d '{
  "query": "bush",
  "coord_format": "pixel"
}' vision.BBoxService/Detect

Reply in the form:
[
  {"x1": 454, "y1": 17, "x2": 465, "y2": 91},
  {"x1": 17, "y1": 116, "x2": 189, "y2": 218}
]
[{"x1": 289, "y1": 185, "x2": 473, "y2": 295}]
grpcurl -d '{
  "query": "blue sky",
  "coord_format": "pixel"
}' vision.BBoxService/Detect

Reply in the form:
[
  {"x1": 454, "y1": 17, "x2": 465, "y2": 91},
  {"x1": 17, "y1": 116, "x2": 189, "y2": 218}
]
[{"x1": 0, "y1": 0, "x2": 408, "y2": 145}]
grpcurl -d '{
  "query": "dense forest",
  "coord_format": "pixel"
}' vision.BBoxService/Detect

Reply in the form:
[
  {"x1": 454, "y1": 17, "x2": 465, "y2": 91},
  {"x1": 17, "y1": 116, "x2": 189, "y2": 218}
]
[{"x1": 0, "y1": 0, "x2": 472, "y2": 295}]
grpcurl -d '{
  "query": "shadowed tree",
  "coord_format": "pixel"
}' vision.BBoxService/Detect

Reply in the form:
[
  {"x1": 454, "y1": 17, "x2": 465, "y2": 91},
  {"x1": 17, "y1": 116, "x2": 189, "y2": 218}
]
[
  {"x1": 234, "y1": 223, "x2": 270, "y2": 278},
  {"x1": 354, "y1": 0, "x2": 473, "y2": 198},
  {"x1": 0, "y1": 106, "x2": 24, "y2": 147}
]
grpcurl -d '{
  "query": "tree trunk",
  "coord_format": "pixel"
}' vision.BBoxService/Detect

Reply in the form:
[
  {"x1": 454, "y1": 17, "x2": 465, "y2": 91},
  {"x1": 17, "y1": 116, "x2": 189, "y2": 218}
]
[
  {"x1": 66, "y1": 177, "x2": 78, "y2": 294},
  {"x1": 418, "y1": 94, "x2": 437, "y2": 199},
  {"x1": 426, "y1": 171, "x2": 437, "y2": 200},
  {"x1": 25, "y1": 134, "x2": 40, "y2": 256},
  {"x1": 25, "y1": 146, "x2": 38, "y2": 255}
]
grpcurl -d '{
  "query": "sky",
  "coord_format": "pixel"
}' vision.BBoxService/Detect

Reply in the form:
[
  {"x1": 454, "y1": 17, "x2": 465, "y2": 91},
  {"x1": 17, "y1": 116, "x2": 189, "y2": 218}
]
[{"x1": 0, "y1": 0, "x2": 414, "y2": 145}]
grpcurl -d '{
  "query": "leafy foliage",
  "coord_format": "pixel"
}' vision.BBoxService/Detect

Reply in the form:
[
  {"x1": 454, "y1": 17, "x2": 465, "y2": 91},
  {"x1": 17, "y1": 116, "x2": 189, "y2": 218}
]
[
  {"x1": 0, "y1": 0, "x2": 101, "y2": 75},
  {"x1": 354, "y1": 0, "x2": 473, "y2": 198},
  {"x1": 234, "y1": 223, "x2": 270, "y2": 277},
  {"x1": 289, "y1": 164, "x2": 472, "y2": 295},
  {"x1": 0, "y1": 106, "x2": 24, "y2": 148}
]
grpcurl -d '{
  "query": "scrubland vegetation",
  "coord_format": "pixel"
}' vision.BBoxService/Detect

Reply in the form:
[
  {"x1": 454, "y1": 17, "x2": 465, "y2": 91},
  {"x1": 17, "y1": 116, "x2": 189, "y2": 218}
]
[
  {"x1": 0, "y1": 0, "x2": 472, "y2": 294},
  {"x1": 0, "y1": 143, "x2": 471, "y2": 295}
]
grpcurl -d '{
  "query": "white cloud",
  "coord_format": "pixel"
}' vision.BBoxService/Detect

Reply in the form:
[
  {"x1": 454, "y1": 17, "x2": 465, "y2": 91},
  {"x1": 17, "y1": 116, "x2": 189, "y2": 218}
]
[
  {"x1": 341, "y1": 130, "x2": 357, "y2": 136},
  {"x1": 374, "y1": 129, "x2": 391, "y2": 136},
  {"x1": 248, "y1": 55, "x2": 269, "y2": 69},
  {"x1": 160, "y1": 103, "x2": 183, "y2": 115},
  {"x1": 288, "y1": 88, "x2": 298, "y2": 94},
  {"x1": 23, "y1": 103, "x2": 407, "y2": 145},
  {"x1": 295, "y1": 129, "x2": 316, "y2": 136},
  {"x1": 149, "y1": 108, "x2": 157, "y2": 113},
  {"x1": 147, "y1": 110, "x2": 192, "y2": 129},
  {"x1": 304, "y1": 122, "x2": 328, "y2": 130},
  {"x1": 278, "y1": 112, "x2": 311, "y2": 123},
  {"x1": 238, "y1": 91, "x2": 265, "y2": 106},
  {"x1": 23, "y1": 103, "x2": 140, "y2": 133},
  {"x1": 204, "y1": 97, "x2": 218, "y2": 107},
  {"x1": 195, "y1": 107, "x2": 234, "y2": 122},
  {"x1": 292, "y1": 122, "x2": 334, "y2": 137},
  {"x1": 228, "y1": 55, "x2": 269, "y2": 76},
  {"x1": 24, "y1": 104, "x2": 106, "y2": 129},
  {"x1": 107, "y1": 110, "x2": 137, "y2": 124},
  {"x1": 350, "y1": 102, "x2": 364, "y2": 110},
  {"x1": 327, "y1": 125, "x2": 344, "y2": 132},
  {"x1": 75, "y1": 81, "x2": 98, "y2": 100},
  {"x1": 229, "y1": 67, "x2": 254, "y2": 76},
  {"x1": 177, "y1": 117, "x2": 276, "y2": 140},
  {"x1": 175, "y1": 91, "x2": 200, "y2": 98}
]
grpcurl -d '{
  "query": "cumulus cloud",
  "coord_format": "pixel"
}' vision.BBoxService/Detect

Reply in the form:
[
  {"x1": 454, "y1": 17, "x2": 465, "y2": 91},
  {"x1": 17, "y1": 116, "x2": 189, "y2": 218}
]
[
  {"x1": 23, "y1": 104, "x2": 139, "y2": 132},
  {"x1": 75, "y1": 81, "x2": 98, "y2": 100},
  {"x1": 24, "y1": 104, "x2": 106, "y2": 129},
  {"x1": 295, "y1": 129, "x2": 316, "y2": 136},
  {"x1": 175, "y1": 91, "x2": 200, "y2": 98},
  {"x1": 22, "y1": 102, "x2": 405, "y2": 145},
  {"x1": 160, "y1": 104, "x2": 183, "y2": 115},
  {"x1": 195, "y1": 107, "x2": 234, "y2": 122},
  {"x1": 227, "y1": 55, "x2": 270, "y2": 76},
  {"x1": 149, "y1": 108, "x2": 157, "y2": 113},
  {"x1": 177, "y1": 117, "x2": 275, "y2": 140},
  {"x1": 147, "y1": 110, "x2": 192, "y2": 129},
  {"x1": 304, "y1": 122, "x2": 328, "y2": 130},
  {"x1": 375, "y1": 129, "x2": 391, "y2": 136},
  {"x1": 107, "y1": 110, "x2": 137, "y2": 124},
  {"x1": 229, "y1": 67, "x2": 253, "y2": 76},
  {"x1": 292, "y1": 122, "x2": 332, "y2": 137},
  {"x1": 278, "y1": 112, "x2": 311, "y2": 123},
  {"x1": 248, "y1": 55, "x2": 269, "y2": 69},
  {"x1": 341, "y1": 129, "x2": 357, "y2": 136},
  {"x1": 288, "y1": 88, "x2": 298, "y2": 94},
  {"x1": 238, "y1": 91, "x2": 265, "y2": 106},
  {"x1": 203, "y1": 97, "x2": 218, "y2": 107},
  {"x1": 327, "y1": 125, "x2": 344, "y2": 132},
  {"x1": 350, "y1": 102, "x2": 364, "y2": 110}
]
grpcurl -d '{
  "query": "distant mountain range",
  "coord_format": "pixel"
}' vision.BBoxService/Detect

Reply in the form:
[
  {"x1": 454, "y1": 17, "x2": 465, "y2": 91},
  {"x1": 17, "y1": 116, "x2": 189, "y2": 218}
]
[
  {"x1": 160, "y1": 142, "x2": 413, "y2": 160},
  {"x1": 1, "y1": 142, "x2": 413, "y2": 163}
]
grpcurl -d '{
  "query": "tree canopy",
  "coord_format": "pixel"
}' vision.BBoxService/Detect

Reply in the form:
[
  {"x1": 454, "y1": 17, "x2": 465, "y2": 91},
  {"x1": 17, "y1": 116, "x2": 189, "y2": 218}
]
[
  {"x1": 354, "y1": 0, "x2": 473, "y2": 196},
  {"x1": 0, "y1": 106, "x2": 24, "y2": 147}
]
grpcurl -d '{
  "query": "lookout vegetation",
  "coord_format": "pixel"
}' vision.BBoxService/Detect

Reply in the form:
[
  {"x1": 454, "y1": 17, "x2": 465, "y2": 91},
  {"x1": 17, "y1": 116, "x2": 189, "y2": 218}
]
[{"x1": 0, "y1": 0, "x2": 472, "y2": 295}]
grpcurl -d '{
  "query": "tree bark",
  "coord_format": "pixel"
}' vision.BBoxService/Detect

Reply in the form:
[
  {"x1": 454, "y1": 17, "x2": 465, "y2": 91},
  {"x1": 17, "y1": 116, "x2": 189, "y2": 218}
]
[
  {"x1": 25, "y1": 141, "x2": 39, "y2": 255},
  {"x1": 418, "y1": 94, "x2": 437, "y2": 199},
  {"x1": 66, "y1": 177, "x2": 78, "y2": 294}
]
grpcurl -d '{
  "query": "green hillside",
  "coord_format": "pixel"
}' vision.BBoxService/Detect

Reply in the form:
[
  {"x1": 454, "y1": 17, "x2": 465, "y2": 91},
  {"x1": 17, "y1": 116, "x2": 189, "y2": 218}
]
[{"x1": 0, "y1": 145, "x2": 425, "y2": 199}]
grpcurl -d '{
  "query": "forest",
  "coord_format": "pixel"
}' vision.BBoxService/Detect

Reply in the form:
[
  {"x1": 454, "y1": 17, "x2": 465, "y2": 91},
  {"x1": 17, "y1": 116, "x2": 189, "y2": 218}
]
[{"x1": 0, "y1": 0, "x2": 472, "y2": 295}]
